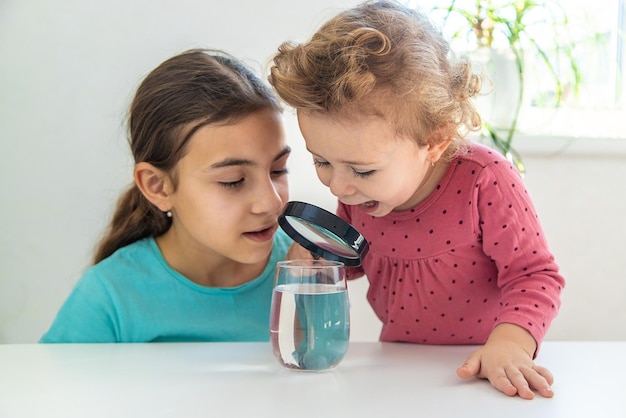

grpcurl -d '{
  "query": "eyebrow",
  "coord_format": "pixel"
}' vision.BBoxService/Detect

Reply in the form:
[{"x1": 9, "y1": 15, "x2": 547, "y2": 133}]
[
  {"x1": 339, "y1": 158, "x2": 371, "y2": 165},
  {"x1": 211, "y1": 145, "x2": 292, "y2": 169},
  {"x1": 306, "y1": 147, "x2": 370, "y2": 166}
]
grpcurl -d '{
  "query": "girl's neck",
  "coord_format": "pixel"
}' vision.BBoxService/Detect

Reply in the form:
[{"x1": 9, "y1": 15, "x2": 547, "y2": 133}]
[{"x1": 155, "y1": 231, "x2": 267, "y2": 288}]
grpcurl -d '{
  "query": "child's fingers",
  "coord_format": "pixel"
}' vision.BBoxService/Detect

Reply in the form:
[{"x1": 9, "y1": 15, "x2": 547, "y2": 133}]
[{"x1": 456, "y1": 353, "x2": 481, "y2": 379}]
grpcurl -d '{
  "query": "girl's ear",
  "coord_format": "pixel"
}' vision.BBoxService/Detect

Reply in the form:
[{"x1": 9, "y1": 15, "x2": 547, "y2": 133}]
[{"x1": 134, "y1": 162, "x2": 173, "y2": 212}]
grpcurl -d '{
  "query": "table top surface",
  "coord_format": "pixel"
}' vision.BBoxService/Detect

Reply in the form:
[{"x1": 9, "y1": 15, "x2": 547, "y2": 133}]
[{"x1": 0, "y1": 341, "x2": 624, "y2": 418}]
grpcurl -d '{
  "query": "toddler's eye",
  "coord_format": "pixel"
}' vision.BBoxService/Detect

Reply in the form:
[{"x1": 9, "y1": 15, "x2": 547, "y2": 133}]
[
  {"x1": 353, "y1": 169, "x2": 375, "y2": 178},
  {"x1": 313, "y1": 159, "x2": 330, "y2": 168}
]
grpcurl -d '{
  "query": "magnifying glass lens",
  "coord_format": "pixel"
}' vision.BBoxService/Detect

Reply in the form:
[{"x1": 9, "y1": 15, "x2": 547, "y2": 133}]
[
  {"x1": 278, "y1": 201, "x2": 369, "y2": 267},
  {"x1": 284, "y1": 216, "x2": 359, "y2": 258}
]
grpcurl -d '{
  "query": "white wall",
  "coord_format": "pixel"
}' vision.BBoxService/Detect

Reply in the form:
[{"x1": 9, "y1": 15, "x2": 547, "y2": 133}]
[
  {"x1": 1, "y1": 0, "x2": 624, "y2": 344},
  {"x1": 514, "y1": 138, "x2": 626, "y2": 342}
]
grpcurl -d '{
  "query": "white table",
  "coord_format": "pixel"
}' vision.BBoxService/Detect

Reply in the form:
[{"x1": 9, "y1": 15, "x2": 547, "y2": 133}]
[{"x1": 0, "y1": 341, "x2": 624, "y2": 417}]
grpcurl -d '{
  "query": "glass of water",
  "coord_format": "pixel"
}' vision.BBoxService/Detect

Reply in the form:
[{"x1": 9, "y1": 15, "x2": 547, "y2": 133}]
[{"x1": 270, "y1": 259, "x2": 350, "y2": 371}]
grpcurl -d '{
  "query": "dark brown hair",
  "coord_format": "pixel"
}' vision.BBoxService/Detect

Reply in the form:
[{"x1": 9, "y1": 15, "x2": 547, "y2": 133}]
[
  {"x1": 269, "y1": 0, "x2": 483, "y2": 155},
  {"x1": 94, "y1": 49, "x2": 281, "y2": 263}
]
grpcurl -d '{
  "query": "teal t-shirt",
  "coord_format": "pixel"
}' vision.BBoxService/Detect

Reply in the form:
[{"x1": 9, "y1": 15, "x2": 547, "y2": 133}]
[{"x1": 40, "y1": 229, "x2": 292, "y2": 343}]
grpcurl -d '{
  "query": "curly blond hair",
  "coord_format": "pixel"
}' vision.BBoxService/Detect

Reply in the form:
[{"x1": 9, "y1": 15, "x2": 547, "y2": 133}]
[{"x1": 269, "y1": 0, "x2": 483, "y2": 156}]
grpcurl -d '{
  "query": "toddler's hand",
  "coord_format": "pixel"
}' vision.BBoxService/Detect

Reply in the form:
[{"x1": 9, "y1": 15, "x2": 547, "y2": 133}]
[
  {"x1": 285, "y1": 243, "x2": 315, "y2": 261},
  {"x1": 456, "y1": 324, "x2": 554, "y2": 400}
]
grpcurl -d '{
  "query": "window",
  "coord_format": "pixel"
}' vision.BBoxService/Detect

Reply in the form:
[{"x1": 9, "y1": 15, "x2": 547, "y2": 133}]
[{"x1": 406, "y1": 0, "x2": 625, "y2": 140}]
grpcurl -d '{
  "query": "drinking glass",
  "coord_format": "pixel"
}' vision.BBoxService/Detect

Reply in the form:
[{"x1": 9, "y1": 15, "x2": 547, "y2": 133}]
[{"x1": 270, "y1": 260, "x2": 350, "y2": 371}]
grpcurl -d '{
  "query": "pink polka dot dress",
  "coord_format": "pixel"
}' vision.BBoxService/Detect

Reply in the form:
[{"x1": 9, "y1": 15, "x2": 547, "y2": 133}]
[{"x1": 338, "y1": 143, "x2": 565, "y2": 347}]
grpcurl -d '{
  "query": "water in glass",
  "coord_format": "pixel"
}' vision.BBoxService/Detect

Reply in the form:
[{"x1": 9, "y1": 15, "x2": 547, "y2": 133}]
[{"x1": 270, "y1": 260, "x2": 350, "y2": 371}]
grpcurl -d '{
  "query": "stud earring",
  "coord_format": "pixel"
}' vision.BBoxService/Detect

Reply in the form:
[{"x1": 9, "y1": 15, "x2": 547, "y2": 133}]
[{"x1": 166, "y1": 211, "x2": 172, "y2": 218}]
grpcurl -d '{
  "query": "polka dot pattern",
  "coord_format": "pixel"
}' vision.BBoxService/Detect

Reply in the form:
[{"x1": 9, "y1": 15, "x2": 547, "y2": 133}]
[{"x1": 339, "y1": 144, "x2": 565, "y2": 346}]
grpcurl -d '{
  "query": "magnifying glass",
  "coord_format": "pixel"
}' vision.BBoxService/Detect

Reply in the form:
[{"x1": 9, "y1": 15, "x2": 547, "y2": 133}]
[{"x1": 278, "y1": 201, "x2": 369, "y2": 267}]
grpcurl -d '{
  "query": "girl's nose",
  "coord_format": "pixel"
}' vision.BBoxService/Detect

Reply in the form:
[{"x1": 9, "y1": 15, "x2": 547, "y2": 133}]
[{"x1": 251, "y1": 179, "x2": 285, "y2": 214}]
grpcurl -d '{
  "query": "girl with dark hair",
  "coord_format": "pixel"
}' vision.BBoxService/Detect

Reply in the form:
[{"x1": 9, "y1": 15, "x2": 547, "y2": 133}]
[{"x1": 41, "y1": 49, "x2": 292, "y2": 343}]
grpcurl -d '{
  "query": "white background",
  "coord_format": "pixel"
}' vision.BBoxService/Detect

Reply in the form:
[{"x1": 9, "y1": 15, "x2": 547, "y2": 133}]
[{"x1": 1, "y1": 0, "x2": 624, "y2": 343}]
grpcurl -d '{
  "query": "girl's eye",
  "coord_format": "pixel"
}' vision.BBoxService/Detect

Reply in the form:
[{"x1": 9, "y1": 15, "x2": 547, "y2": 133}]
[
  {"x1": 219, "y1": 178, "x2": 245, "y2": 189},
  {"x1": 353, "y1": 169, "x2": 375, "y2": 178},
  {"x1": 271, "y1": 168, "x2": 289, "y2": 177}
]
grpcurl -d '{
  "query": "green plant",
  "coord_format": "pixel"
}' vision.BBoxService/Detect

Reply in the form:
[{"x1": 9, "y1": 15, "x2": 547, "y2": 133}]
[{"x1": 431, "y1": 0, "x2": 585, "y2": 174}]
